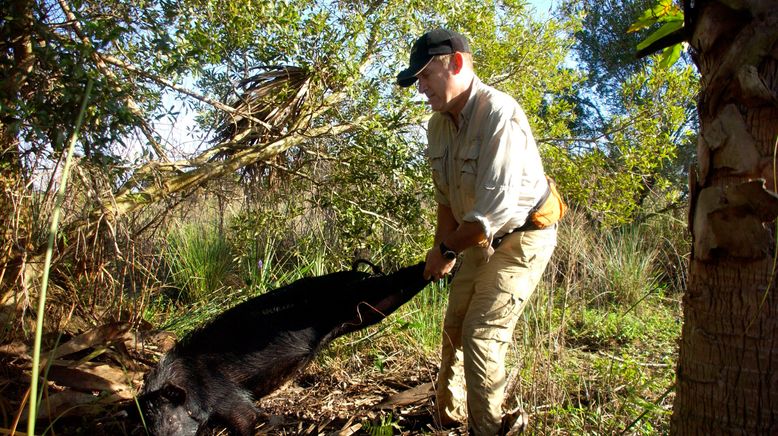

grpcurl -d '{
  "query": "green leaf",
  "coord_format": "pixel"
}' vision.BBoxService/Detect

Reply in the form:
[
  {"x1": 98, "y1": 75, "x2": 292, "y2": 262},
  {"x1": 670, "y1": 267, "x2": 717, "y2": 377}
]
[
  {"x1": 659, "y1": 43, "x2": 682, "y2": 68},
  {"x1": 636, "y1": 19, "x2": 683, "y2": 51},
  {"x1": 628, "y1": 0, "x2": 682, "y2": 32}
]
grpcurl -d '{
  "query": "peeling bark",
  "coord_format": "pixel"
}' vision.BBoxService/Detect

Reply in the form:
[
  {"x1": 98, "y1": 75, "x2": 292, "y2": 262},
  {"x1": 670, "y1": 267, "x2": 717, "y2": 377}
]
[
  {"x1": 737, "y1": 64, "x2": 778, "y2": 105},
  {"x1": 702, "y1": 104, "x2": 759, "y2": 176},
  {"x1": 693, "y1": 181, "x2": 778, "y2": 261}
]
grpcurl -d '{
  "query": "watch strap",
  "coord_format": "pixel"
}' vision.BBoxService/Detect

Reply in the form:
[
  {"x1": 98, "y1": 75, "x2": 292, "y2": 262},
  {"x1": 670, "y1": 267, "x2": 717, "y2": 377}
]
[{"x1": 439, "y1": 242, "x2": 457, "y2": 260}]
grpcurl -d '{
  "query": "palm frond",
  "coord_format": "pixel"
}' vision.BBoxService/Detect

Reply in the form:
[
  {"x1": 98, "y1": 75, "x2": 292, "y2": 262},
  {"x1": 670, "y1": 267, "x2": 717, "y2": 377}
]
[{"x1": 213, "y1": 65, "x2": 312, "y2": 150}]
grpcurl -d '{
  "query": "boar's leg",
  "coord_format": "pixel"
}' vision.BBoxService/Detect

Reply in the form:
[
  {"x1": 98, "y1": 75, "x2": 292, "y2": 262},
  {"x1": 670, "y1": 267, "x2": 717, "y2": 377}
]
[
  {"x1": 337, "y1": 262, "x2": 429, "y2": 336},
  {"x1": 201, "y1": 387, "x2": 261, "y2": 436}
]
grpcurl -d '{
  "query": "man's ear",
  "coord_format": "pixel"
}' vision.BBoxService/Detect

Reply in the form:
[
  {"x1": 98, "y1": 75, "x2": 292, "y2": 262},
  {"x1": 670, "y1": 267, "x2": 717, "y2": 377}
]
[{"x1": 451, "y1": 52, "x2": 465, "y2": 74}]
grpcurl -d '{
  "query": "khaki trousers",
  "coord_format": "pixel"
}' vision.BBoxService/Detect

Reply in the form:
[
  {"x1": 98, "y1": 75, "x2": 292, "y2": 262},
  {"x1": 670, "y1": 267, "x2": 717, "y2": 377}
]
[{"x1": 435, "y1": 227, "x2": 557, "y2": 435}]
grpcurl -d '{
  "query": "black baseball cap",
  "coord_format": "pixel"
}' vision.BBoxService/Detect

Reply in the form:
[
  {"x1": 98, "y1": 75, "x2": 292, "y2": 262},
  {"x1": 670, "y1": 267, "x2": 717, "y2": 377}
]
[{"x1": 396, "y1": 28, "x2": 471, "y2": 88}]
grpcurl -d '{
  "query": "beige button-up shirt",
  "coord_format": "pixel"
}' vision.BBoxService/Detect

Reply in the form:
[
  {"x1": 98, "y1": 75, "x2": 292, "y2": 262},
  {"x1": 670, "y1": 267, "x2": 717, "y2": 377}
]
[{"x1": 426, "y1": 76, "x2": 547, "y2": 241}]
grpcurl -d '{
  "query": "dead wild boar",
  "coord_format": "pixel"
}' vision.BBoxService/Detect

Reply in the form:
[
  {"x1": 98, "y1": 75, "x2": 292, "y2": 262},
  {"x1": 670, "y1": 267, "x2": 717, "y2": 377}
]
[{"x1": 137, "y1": 261, "x2": 429, "y2": 435}]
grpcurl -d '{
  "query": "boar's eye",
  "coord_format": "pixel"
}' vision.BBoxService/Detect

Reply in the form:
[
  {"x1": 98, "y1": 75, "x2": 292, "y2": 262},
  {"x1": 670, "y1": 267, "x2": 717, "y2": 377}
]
[{"x1": 162, "y1": 383, "x2": 187, "y2": 405}]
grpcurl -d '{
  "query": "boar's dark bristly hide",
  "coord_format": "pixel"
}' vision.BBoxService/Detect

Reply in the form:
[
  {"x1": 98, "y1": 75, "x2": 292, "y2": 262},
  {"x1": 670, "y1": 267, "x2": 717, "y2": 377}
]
[{"x1": 138, "y1": 261, "x2": 429, "y2": 436}]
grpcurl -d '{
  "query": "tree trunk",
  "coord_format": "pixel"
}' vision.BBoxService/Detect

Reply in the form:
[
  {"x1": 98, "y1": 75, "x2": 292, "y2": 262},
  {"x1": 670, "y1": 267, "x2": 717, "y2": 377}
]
[
  {"x1": 0, "y1": 0, "x2": 34, "y2": 174},
  {"x1": 671, "y1": 1, "x2": 778, "y2": 433}
]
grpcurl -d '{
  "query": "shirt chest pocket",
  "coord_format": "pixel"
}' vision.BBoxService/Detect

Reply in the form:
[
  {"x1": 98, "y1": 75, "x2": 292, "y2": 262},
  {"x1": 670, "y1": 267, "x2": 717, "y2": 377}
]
[{"x1": 456, "y1": 140, "x2": 480, "y2": 200}]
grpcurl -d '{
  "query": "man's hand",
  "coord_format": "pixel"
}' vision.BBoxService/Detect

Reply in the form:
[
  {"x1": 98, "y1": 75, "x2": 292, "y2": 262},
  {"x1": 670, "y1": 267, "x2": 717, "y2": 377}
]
[{"x1": 424, "y1": 246, "x2": 456, "y2": 281}]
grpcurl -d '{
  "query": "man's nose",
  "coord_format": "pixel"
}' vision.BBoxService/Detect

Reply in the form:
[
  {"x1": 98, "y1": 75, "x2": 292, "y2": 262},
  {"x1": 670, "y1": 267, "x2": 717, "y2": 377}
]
[{"x1": 417, "y1": 78, "x2": 427, "y2": 94}]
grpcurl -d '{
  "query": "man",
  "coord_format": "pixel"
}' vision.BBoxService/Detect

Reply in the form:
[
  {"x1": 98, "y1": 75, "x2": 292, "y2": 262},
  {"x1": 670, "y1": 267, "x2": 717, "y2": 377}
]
[{"x1": 396, "y1": 29, "x2": 557, "y2": 435}]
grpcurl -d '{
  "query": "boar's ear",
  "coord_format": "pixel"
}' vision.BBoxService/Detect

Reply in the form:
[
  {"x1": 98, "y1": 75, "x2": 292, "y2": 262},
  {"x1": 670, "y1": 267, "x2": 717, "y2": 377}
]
[{"x1": 161, "y1": 382, "x2": 187, "y2": 405}]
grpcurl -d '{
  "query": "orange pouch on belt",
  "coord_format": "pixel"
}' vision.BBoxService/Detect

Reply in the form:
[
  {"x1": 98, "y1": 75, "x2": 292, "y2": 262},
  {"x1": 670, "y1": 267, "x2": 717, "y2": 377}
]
[{"x1": 529, "y1": 176, "x2": 568, "y2": 229}]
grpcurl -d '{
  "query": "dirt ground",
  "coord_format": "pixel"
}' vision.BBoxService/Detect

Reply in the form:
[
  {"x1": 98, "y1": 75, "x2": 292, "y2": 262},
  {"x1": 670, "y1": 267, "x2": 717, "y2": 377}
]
[{"x1": 249, "y1": 357, "x2": 459, "y2": 435}]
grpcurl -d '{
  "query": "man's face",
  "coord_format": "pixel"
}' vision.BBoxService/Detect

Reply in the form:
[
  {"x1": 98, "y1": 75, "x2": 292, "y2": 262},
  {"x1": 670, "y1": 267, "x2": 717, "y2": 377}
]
[{"x1": 416, "y1": 57, "x2": 456, "y2": 113}]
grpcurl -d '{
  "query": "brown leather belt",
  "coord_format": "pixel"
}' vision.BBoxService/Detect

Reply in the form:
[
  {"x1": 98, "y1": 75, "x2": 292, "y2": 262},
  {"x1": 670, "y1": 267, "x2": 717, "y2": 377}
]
[{"x1": 491, "y1": 222, "x2": 542, "y2": 249}]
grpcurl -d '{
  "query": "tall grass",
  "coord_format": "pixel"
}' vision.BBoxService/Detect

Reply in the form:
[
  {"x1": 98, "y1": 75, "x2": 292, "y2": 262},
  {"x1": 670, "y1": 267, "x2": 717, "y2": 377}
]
[
  {"x1": 164, "y1": 222, "x2": 235, "y2": 302},
  {"x1": 398, "y1": 280, "x2": 449, "y2": 350},
  {"x1": 600, "y1": 226, "x2": 661, "y2": 311}
]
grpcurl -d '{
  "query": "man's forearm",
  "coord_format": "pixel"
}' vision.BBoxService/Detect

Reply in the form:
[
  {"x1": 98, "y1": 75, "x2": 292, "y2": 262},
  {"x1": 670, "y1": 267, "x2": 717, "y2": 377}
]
[
  {"x1": 443, "y1": 221, "x2": 486, "y2": 253},
  {"x1": 434, "y1": 204, "x2": 459, "y2": 244},
  {"x1": 435, "y1": 204, "x2": 487, "y2": 253}
]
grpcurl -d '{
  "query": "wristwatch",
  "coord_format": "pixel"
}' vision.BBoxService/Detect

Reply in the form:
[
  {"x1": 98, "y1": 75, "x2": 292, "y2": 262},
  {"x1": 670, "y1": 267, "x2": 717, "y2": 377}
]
[{"x1": 439, "y1": 242, "x2": 458, "y2": 260}]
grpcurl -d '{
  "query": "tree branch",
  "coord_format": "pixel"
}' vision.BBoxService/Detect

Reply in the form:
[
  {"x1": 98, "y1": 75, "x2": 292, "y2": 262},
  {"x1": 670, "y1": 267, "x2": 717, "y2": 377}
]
[
  {"x1": 107, "y1": 118, "x2": 368, "y2": 218},
  {"x1": 99, "y1": 54, "x2": 274, "y2": 133}
]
